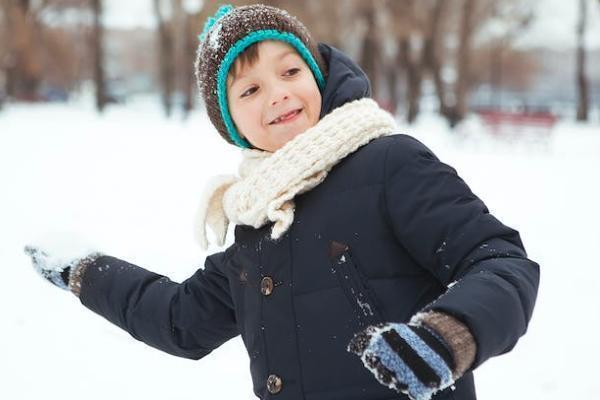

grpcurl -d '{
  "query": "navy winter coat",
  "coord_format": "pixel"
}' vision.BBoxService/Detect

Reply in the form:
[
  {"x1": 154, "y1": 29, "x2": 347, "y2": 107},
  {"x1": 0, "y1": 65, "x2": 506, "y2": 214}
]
[{"x1": 79, "y1": 44, "x2": 540, "y2": 399}]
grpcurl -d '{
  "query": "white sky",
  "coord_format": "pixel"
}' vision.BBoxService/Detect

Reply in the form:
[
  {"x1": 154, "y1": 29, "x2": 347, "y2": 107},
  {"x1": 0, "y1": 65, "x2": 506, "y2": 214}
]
[
  {"x1": 516, "y1": 0, "x2": 600, "y2": 49},
  {"x1": 104, "y1": 0, "x2": 600, "y2": 50},
  {"x1": 104, "y1": 0, "x2": 156, "y2": 29}
]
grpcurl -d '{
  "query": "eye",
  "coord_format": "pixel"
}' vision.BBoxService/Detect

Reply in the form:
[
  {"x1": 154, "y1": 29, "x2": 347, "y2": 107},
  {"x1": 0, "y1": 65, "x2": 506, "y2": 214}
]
[
  {"x1": 283, "y1": 68, "x2": 301, "y2": 77},
  {"x1": 241, "y1": 86, "x2": 258, "y2": 98}
]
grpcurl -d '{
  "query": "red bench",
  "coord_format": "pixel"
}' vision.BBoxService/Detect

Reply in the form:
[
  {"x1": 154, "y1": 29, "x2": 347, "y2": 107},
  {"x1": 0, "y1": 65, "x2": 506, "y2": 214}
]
[{"x1": 477, "y1": 110, "x2": 558, "y2": 137}]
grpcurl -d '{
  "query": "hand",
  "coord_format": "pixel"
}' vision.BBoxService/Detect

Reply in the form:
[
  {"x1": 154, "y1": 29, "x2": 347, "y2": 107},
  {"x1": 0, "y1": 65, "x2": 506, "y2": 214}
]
[
  {"x1": 347, "y1": 322, "x2": 456, "y2": 400},
  {"x1": 25, "y1": 245, "x2": 76, "y2": 290},
  {"x1": 24, "y1": 245, "x2": 101, "y2": 291}
]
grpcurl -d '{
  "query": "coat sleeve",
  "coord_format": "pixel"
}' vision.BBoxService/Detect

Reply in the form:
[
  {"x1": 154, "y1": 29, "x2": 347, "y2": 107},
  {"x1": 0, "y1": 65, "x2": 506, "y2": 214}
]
[
  {"x1": 79, "y1": 249, "x2": 239, "y2": 360},
  {"x1": 382, "y1": 134, "x2": 540, "y2": 370}
]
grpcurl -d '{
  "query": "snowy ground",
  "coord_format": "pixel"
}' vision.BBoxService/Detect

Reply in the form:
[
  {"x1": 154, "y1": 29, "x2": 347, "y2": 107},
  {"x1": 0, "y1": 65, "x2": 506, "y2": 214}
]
[{"x1": 1, "y1": 99, "x2": 598, "y2": 399}]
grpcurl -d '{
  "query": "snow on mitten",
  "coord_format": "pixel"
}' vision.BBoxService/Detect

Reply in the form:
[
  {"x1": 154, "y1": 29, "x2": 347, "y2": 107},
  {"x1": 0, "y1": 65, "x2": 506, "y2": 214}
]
[
  {"x1": 347, "y1": 322, "x2": 455, "y2": 400},
  {"x1": 24, "y1": 245, "x2": 102, "y2": 295}
]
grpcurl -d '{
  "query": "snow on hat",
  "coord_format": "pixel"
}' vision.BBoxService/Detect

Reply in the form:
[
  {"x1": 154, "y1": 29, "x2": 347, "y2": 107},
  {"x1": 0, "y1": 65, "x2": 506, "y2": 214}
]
[{"x1": 195, "y1": 4, "x2": 327, "y2": 148}]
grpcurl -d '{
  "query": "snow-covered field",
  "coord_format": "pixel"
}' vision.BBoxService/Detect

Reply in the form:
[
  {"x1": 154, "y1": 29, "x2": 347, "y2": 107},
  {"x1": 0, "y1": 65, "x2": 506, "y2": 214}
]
[{"x1": 1, "y1": 100, "x2": 598, "y2": 399}]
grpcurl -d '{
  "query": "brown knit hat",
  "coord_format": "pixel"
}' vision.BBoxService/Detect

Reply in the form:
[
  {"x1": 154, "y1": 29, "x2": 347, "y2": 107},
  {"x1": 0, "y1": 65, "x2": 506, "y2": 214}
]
[{"x1": 195, "y1": 4, "x2": 328, "y2": 149}]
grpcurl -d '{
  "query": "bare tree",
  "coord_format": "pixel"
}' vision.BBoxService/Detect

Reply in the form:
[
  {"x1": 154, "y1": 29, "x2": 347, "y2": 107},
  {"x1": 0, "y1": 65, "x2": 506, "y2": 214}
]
[
  {"x1": 0, "y1": 1, "x2": 8, "y2": 103},
  {"x1": 304, "y1": 0, "x2": 345, "y2": 48},
  {"x1": 384, "y1": 0, "x2": 417, "y2": 119},
  {"x1": 446, "y1": 0, "x2": 477, "y2": 127},
  {"x1": 154, "y1": 0, "x2": 175, "y2": 117},
  {"x1": 398, "y1": 36, "x2": 423, "y2": 123},
  {"x1": 91, "y1": 0, "x2": 106, "y2": 112},
  {"x1": 1, "y1": 0, "x2": 42, "y2": 100},
  {"x1": 389, "y1": 0, "x2": 421, "y2": 123},
  {"x1": 481, "y1": 1, "x2": 534, "y2": 108},
  {"x1": 385, "y1": 0, "x2": 451, "y2": 123},
  {"x1": 576, "y1": 0, "x2": 589, "y2": 121},
  {"x1": 441, "y1": 0, "x2": 532, "y2": 126},
  {"x1": 181, "y1": 10, "x2": 196, "y2": 117},
  {"x1": 358, "y1": 1, "x2": 382, "y2": 98},
  {"x1": 425, "y1": 0, "x2": 451, "y2": 117},
  {"x1": 173, "y1": 0, "x2": 215, "y2": 118},
  {"x1": 403, "y1": 0, "x2": 450, "y2": 123},
  {"x1": 0, "y1": 0, "x2": 103, "y2": 104},
  {"x1": 178, "y1": 0, "x2": 227, "y2": 116}
]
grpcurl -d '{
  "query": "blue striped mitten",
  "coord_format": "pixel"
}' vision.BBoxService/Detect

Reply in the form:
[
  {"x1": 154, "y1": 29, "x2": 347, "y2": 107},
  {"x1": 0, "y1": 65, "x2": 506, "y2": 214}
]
[{"x1": 347, "y1": 322, "x2": 456, "y2": 400}]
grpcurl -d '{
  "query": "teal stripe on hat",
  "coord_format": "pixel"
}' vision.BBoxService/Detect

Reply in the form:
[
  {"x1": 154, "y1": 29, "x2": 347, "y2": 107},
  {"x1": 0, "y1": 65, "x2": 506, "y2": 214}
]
[
  {"x1": 217, "y1": 29, "x2": 327, "y2": 149},
  {"x1": 198, "y1": 4, "x2": 234, "y2": 42}
]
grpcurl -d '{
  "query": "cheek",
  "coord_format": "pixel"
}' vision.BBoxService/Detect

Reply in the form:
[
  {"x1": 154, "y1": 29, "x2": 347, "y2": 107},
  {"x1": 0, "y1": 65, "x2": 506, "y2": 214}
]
[
  {"x1": 230, "y1": 101, "x2": 261, "y2": 133},
  {"x1": 304, "y1": 85, "x2": 321, "y2": 123}
]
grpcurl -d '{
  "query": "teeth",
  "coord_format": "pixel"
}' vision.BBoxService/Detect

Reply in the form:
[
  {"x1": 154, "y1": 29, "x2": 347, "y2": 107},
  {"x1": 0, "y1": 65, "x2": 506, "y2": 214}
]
[{"x1": 271, "y1": 109, "x2": 299, "y2": 124}]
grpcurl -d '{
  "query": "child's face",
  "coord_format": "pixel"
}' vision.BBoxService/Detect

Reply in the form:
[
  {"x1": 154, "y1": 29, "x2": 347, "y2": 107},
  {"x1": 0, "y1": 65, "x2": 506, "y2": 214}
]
[{"x1": 227, "y1": 41, "x2": 322, "y2": 152}]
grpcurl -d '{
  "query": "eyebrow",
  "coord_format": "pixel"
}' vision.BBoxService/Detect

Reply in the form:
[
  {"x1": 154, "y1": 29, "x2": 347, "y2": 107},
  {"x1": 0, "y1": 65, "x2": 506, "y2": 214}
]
[
  {"x1": 277, "y1": 49, "x2": 297, "y2": 61},
  {"x1": 229, "y1": 49, "x2": 299, "y2": 87}
]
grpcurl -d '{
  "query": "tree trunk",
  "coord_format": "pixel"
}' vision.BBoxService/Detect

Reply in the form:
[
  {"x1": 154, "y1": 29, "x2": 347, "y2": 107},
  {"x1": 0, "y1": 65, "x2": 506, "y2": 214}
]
[
  {"x1": 387, "y1": 58, "x2": 399, "y2": 116},
  {"x1": 425, "y1": 0, "x2": 450, "y2": 117},
  {"x1": 2, "y1": 0, "x2": 41, "y2": 100},
  {"x1": 91, "y1": 0, "x2": 106, "y2": 112},
  {"x1": 576, "y1": 0, "x2": 589, "y2": 121},
  {"x1": 399, "y1": 37, "x2": 423, "y2": 124},
  {"x1": 171, "y1": 0, "x2": 190, "y2": 118},
  {"x1": 182, "y1": 12, "x2": 195, "y2": 118},
  {"x1": 450, "y1": 0, "x2": 476, "y2": 127},
  {"x1": 398, "y1": 0, "x2": 449, "y2": 124},
  {"x1": 0, "y1": 0, "x2": 15, "y2": 98},
  {"x1": 154, "y1": 0, "x2": 175, "y2": 117},
  {"x1": 359, "y1": 3, "x2": 380, "y2": 99}
]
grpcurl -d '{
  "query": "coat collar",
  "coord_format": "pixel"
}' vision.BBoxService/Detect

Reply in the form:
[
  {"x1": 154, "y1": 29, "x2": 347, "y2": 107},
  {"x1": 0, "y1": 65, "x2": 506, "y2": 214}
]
[{"x1": 318, "y1": 43, "x2": 372, "y2": 119}]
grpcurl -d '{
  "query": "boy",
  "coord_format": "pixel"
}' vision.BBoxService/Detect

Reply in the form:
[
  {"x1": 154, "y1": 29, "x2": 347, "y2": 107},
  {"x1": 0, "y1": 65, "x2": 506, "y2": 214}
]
[
  {"x1": 226, "y1": 39, "x2": 322, "y2": 152},
  {"x1": 26, "y1": 5, "x2": 539, "y2": 400}
]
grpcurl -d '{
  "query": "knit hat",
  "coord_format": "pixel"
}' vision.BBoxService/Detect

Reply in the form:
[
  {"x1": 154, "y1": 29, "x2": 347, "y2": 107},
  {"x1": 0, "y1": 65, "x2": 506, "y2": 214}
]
[{"x1": 195, "y1": 4, "x2": 328, "y2": 149}]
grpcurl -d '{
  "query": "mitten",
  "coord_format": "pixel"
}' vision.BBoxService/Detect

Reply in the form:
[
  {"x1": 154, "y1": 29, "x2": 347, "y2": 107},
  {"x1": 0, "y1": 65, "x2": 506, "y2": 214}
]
[
  {"x1": 347, "y1": 321, "x2": 456, "y2": 400},
  {"x1": 24, "y1": 245, "x2": 102, "y2": 295}
]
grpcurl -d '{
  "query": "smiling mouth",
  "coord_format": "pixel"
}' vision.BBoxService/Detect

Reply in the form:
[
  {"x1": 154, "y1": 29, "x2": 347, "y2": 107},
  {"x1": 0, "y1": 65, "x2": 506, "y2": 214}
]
[{"x1": 269, "y1": 108, "x2": 302, "y2": 125}]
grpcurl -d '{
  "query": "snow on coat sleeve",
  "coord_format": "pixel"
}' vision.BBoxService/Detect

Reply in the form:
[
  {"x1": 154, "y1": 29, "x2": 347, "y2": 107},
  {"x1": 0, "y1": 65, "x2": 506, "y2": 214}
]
[
  {"x1": 383, "y1": 134, "x2": 540, "y2": 371},
  {"x1": 78, "y1": 250, "x2": 239, "y2": 360}
]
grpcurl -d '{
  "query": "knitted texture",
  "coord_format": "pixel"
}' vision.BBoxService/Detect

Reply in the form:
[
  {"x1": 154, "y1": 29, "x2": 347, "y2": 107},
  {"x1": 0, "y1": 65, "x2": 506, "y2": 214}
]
[
  {"x1": 348, "y1": 322, "x2": 456, "y2": 400},
  {"x1": 194, "y1": 98, "x2": 397, "y2": 249},
  {"x1": 410, "y1": 310, "x2": 477, "y2": 379},
  {"x1": 195, "y1": 4, "x2": 327, "y2": 148},
  {"x1": 68, "y1": 253, "x2": 104, "y2": 298}
]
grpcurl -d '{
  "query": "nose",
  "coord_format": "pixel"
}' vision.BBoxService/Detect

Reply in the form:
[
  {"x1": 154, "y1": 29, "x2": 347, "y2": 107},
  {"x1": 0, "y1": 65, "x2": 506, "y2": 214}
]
[
  {"x1": 269, "y1": 87, "x2": 290, "y2": 107},
  {"x1": 272, "y1": 95, "x2": 289, "y2": 106}
]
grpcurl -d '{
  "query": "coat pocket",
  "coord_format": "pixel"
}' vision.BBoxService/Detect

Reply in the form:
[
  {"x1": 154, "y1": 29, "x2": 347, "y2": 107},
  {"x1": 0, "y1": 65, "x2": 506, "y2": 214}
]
[{"x1": 328, "y1": 241, "x2": 385, "y2": 327}]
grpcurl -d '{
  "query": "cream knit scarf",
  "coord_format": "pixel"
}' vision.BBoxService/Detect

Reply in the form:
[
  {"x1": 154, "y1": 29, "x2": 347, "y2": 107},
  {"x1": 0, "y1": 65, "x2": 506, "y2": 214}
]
[{"x1": 195, "y1": 98, "x2": 397, "y2": 250}]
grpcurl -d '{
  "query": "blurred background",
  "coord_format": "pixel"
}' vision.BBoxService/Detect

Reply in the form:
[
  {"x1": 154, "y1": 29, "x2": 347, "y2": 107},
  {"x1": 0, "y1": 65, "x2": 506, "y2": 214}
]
[
  {"x1": 1, "y1": 1, "x2": 599, "y2": 400},
  {"x1": 1, "y1": 0, "x2": 599, "y2": 125}
]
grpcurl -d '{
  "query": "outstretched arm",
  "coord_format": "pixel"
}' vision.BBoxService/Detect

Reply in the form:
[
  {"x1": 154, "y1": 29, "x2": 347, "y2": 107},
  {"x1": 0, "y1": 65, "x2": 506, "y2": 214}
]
[{"x1": 26, "y1": 245, "x2": 239, "y2": 360}]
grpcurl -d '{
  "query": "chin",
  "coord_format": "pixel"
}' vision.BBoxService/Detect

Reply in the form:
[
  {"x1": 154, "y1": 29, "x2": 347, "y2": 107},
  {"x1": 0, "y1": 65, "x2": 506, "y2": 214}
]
[{"x1": 287, "y1": 128, "x2": 307, "y2": 141}]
